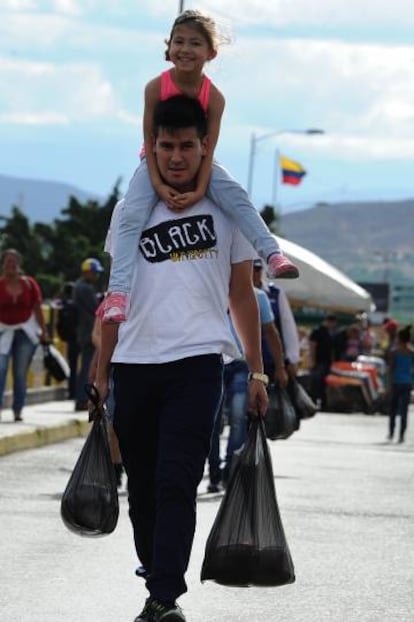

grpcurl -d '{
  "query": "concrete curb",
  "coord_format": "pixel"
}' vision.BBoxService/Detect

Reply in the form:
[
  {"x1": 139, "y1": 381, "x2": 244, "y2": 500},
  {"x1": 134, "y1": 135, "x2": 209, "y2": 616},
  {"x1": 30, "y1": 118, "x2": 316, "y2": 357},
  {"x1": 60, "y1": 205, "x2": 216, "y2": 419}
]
[
  {"x1": 0, "y1": 418, "x2": 91, "y2": 457},
  {"x1": 3, "y1": 386, "x2": 67, "y2": 408}
]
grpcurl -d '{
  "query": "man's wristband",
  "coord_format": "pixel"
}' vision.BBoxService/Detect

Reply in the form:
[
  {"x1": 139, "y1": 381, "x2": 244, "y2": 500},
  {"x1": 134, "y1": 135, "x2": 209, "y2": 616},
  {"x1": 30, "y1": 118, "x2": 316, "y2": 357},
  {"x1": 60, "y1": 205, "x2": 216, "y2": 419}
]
[{"x1": 247, "y1": 372, "x2": 269, "y2": 387}]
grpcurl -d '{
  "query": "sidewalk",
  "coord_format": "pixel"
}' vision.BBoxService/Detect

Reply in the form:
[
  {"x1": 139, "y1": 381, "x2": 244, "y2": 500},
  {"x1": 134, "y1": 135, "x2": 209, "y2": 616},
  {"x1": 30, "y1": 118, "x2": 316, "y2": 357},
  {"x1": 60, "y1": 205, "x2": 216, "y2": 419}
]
[{"x1": 0, "y1": 398, "x2": 90, "y2": 456}]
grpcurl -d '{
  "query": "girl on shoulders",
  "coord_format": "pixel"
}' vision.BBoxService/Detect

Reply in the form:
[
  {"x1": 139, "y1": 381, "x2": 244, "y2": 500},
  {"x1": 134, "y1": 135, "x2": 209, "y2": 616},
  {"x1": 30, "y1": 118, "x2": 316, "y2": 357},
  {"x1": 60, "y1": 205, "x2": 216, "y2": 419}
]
[{"x1": 104, "y1": 10, "x2": 299, "y2": 323}]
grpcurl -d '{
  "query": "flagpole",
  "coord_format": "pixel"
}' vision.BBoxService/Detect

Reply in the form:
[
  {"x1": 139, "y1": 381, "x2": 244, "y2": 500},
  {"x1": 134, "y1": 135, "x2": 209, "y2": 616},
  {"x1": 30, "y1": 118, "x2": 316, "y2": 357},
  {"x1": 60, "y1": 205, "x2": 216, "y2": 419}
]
[
  {"x1": 247, "y1": 128, "x2": 324, "y2": 199},
  {"x1": 272, "y1": 148, "x2": 280, "y2": 210}
]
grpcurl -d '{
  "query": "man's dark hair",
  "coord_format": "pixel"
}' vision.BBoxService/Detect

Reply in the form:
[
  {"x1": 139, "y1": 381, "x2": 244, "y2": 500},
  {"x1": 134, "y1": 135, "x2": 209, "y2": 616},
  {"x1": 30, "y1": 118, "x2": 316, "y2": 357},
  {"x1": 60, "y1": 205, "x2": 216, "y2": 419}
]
[{"x1": 153, "y1": 95, "x2": 208, "y2": 139}]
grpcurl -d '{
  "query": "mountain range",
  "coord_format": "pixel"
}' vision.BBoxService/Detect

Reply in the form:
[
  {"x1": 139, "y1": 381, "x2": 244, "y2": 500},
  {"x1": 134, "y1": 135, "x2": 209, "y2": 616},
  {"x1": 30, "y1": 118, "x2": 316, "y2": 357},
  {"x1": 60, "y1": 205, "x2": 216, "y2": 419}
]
[
  {"x1": 1, "y1": 173, "x2": 412, "y2": 285},
  {"x1": 0, "y1": 174, "x2": 102, "y2": 223},
  {"x1": 281, "y1": 200, "x2": 414, "y2": 284}
]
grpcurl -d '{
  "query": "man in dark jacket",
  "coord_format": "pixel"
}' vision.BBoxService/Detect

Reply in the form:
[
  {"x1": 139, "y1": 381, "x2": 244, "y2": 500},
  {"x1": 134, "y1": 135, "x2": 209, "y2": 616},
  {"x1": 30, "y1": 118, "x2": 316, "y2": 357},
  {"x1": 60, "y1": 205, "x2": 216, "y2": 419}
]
[
  {"x1": 73, "y1": 257, "x2": 103, "y2": 410},
  {"x1": 56, "y1": 281, "x2": 79, "y2": 399},
  {"x1": 309, "y1": 314, "x2": 338, "y2": 410}
]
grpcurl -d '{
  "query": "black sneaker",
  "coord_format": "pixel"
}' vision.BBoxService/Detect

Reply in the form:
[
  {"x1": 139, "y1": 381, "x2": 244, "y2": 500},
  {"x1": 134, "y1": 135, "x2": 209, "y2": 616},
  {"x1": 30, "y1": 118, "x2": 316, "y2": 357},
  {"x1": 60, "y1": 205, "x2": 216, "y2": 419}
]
[{"x1": 134, "y1": 597, "x2": 186, "y2": 621}]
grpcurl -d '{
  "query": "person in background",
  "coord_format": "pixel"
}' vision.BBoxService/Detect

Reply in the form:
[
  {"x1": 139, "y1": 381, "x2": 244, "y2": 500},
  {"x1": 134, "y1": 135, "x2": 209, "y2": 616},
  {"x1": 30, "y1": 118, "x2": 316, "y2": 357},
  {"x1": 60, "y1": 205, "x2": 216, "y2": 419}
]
[
  {"x1": 252, "y1": 258, "x2": 301, "y2": 379},
  {"x1": 309, "y1": 314, "x2": 338, "y2": 410},
  {"x1": 73, "y1": 257, "x2": 103, "y2": 411},
  {"x1": 355, "y1": 311, "x2": 373, "y2": 355},
  {"x1": 382, "y1": 318, "x2": 399, "y2": 364},
  {"x1": 334, "y1": 312, "x2": 372, "y2": 362},
  {"x1": 88, "y1": 299, "x2": 124, "y2": 488},
  {"x1": 0, "y1": 248, "x2": 49, "y2": 422},
  {"x1": 298, "y1": 326, "x2": 311, "y2": 369},
  {"x1": 386, "y1": 326, "x2": 413, "y2": 443},
  {"x1": 55, "y1": 281, "x2": 79, "y2": 400},
  {"x1": 208, "y1": 284, "x2": 287, "y2": 492},
  {"x1": 341, "y1": 324, "x2": 362, "y2": 362}
]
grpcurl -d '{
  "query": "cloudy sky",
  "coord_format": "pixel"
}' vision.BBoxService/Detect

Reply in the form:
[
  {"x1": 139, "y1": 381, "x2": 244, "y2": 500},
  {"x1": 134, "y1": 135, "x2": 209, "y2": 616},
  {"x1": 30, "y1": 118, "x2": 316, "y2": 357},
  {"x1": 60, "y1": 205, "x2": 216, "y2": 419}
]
[{"x1": 2, "y1": 0, "x2": 414, "y2": 213}]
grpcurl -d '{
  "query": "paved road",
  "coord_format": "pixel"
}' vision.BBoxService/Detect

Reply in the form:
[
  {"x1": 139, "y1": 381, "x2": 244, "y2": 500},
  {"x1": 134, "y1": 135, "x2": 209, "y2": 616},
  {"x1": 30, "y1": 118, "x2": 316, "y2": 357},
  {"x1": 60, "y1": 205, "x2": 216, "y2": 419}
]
[{"x1": 1, "y1": 409, "x2": 413, "y2": 622}]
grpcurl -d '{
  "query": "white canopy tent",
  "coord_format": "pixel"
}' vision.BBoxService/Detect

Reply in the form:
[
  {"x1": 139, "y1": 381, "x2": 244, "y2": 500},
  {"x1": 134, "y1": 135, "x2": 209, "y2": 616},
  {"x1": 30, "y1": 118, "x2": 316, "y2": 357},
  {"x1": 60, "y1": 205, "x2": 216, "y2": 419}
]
[{"x1": 270, "y1": 235, "x2": 374, "y2": 313}]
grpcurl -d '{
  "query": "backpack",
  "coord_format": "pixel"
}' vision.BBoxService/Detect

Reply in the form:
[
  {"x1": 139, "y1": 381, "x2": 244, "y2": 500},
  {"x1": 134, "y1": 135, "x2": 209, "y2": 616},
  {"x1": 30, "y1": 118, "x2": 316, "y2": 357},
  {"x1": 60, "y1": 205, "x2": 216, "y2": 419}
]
[{"x1": 56, "y1": 298, "x2": 78, "y2": 342}]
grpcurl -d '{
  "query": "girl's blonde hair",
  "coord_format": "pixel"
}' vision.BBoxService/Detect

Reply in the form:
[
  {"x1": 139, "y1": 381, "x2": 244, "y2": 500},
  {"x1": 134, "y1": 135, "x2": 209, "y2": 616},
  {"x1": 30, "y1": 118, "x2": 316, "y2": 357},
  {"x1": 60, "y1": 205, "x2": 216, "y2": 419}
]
[{"x1": 165, "y1": 10, "x2": 229, "y2": 61}]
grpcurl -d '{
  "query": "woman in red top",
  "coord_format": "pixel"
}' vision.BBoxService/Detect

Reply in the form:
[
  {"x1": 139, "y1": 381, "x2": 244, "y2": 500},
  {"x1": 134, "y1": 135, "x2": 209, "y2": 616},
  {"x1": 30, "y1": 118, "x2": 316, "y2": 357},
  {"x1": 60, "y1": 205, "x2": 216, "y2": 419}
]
[{"x1": 0, "y1": 249, "x2": 48, "y2": 421}]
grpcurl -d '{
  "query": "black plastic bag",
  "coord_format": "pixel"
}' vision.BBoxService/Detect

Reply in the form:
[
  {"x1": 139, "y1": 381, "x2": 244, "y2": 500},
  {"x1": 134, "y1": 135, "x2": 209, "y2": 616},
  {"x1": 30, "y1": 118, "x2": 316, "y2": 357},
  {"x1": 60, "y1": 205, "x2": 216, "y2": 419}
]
[
  {"x1": 43, "y1": 344, "x2": 70, "y2": 381},
  {"x1": 201, "y1": 417, "x2": 295, "y2": 587},
  {"x1": 264, "y1": 385, "x2": 298, "y2": 440},
  {"x1": 61, "y1": 385, "x2": 119, "y2": 536},
  {"x1": 288, "y1": 377, "x2": 318, "y2": 420}
]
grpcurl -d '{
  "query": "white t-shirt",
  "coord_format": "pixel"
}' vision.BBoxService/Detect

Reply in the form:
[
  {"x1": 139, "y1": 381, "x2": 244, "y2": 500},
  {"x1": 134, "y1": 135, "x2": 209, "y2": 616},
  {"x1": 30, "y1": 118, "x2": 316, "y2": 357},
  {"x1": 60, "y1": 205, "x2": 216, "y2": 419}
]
[{"x1": 111, "y1": 197, "x2": 255, "y2": 364}]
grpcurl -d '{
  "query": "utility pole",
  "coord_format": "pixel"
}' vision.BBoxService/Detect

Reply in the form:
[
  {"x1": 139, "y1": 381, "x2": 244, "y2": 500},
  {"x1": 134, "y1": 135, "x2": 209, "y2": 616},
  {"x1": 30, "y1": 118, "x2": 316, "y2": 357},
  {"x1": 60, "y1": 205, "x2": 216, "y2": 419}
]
[{"x1": 179, "y1": 0, "x2": 184, "y2": 12}]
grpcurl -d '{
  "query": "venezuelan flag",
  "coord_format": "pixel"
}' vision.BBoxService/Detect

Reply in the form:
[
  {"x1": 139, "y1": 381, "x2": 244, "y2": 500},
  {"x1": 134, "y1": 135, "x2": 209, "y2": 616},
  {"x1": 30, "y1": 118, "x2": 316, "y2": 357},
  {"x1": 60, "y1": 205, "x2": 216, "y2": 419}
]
[{"x1": 280, "y1": 155, "x2": 306, "y2": 185}]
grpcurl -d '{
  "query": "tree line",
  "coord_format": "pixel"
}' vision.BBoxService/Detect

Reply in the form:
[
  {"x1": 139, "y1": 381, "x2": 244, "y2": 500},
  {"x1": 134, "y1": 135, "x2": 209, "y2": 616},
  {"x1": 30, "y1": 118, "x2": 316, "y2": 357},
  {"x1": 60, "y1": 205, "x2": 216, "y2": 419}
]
[
  {"x1": 0, "y1": 183, "x2": 121, "y2": 298},
  {"x1": 0, "y1": 182, "x2": 280, "y2": 299}
]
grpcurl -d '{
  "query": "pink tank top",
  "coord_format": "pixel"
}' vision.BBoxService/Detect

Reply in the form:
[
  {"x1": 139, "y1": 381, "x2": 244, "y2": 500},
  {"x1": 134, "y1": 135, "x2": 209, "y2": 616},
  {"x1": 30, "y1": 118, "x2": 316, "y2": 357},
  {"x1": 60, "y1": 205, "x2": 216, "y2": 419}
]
[
  {"x1": 140, "y1": 71, "x2": 211, "y2": 157},
  {"x1": 160, "y1": 69, "x2": 211, "y2": 112}
]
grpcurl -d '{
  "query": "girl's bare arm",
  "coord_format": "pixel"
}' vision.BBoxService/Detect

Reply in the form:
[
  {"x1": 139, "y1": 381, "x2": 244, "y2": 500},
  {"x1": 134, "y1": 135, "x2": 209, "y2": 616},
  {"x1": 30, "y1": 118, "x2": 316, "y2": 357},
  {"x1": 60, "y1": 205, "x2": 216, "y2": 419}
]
[
  {"x1": 174, "y1": 85, "x2": 225, "y2": 207},
  {"x1": 197, "y1": 85, "x2": 225, "y2": 194},
  {"x1": 143, "y1": 78, "x2": 180, "y2": 207}
]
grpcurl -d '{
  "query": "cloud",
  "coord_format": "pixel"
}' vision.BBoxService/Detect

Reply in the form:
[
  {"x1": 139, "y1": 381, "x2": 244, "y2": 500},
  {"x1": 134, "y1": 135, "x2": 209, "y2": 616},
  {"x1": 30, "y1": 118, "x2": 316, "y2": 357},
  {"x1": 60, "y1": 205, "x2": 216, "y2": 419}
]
[
  {"x1": 1, "y1": 0, "x2": 37, "y2": 9},
  {"x1": 0, "y1": 10, "x2": 162, "y2": 54},
  {"x1": 1, "y1": 3, "x2": 414, "y2": 162},
  {"x1": 52, "y1": 0, "x2": 81, "y2": 16},
  {"x1": 317, "y1": 135, "x2": 414, "y2": 159},
  {"x1": 220, "y1": 36, "x2": 414, "y2": 153},
  {"x1": 191, "y1": 0, "x2": 414, "y2": 28},
  {"x1": 0, "y1": 112, "x2": 69, "y2": 124},
  {"x1": 0, "y1": 57, "x2": 137, "y2": 125},
  {"x1": 0, "y1": 12, "x2": 74, "y2": 48},
  {"x1": 4, "y1": 0, "x2": 414, "y2": 30}
]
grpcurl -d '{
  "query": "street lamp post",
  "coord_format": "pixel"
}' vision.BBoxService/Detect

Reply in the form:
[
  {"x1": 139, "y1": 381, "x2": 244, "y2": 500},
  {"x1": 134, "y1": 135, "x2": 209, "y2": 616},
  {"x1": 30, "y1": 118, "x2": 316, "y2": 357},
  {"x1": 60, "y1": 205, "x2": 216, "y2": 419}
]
[
  {"x1": 247, "y1": 128, "x2": 324, "y2": 198},
  {"x1": 178, "y1": 0, "x2": 184, "y2": 12}
]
